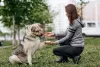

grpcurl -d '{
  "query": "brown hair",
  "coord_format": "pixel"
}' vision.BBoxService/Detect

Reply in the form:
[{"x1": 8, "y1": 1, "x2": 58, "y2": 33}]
[{"x1": 65, "y1": 4, "x2": 78, "y2": 24}]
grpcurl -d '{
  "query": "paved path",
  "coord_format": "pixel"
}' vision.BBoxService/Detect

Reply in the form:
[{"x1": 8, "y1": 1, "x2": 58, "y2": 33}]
[{"x1": 0, "y1": 46, "x2": 10, "y2": 49}]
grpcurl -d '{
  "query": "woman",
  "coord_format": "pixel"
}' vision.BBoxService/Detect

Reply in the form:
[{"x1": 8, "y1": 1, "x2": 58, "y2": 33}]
[{"x1": 44, "y1": 4, "x2": 84, "y2": 64}]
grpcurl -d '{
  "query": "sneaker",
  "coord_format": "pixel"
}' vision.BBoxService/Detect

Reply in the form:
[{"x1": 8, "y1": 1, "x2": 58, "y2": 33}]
[
  {"x1": 73, "y1": 56, "x2": 81, "y2": 64},
  {"x1": 56, "y1": 57, "x2": 68, "y2": 63}
]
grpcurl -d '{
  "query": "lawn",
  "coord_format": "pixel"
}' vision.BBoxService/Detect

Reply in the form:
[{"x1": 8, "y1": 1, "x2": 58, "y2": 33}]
[{"x1": 0, "y1": 38, "x2": 100, "y2": 67}]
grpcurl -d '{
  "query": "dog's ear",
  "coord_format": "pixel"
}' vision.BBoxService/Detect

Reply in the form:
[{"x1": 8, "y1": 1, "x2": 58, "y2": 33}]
[
  {"x1": 38, "y1": 24, "x2": 44, "y2": 28},
  {"x1": 31, "y1": 26, "x2": 36, "y2": 32}
]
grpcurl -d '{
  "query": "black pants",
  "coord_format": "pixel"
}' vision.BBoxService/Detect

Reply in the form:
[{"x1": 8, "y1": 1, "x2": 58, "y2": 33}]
[{"x1": 53, "y1": 45, "x2": 84, "y2": 58}]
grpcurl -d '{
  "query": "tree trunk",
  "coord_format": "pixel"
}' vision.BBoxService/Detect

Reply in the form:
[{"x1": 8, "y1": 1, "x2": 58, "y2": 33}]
[
  {"x1": 42, "y1": 21, "x2": 46, "y2": 40},
  {"x1": 17, "y1": 26, "x2": 20, "y2": 45},
  {"x1": 4, "y1": 36, "x2": 6, "y2": 41},
  {"x1": 12, "y1": 16, "x2": 16, "y2": 48},
  {"x1": 43, "y1": 21, "x2": 45, "y2": 32}
]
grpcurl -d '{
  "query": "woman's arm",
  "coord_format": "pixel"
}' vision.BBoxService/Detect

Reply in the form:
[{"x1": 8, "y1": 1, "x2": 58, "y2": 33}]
[
  {"x1": 44, "y1": 30, "x2": 74, "y2": 45},
  {"x1": 44, "y1": 31, "x2": 74, "y2": 45},
  {"x1": 44, "y1": 32, "x2": 55, "y2": 37},
  {"x1": 56, "y1": 22, "x2": 78, "y2": 44},
  {"x1": 44, "y1": 41, "x2": 56, "y2": 45},
  {"x1": 56, "y1": 31, "x2": 74, "y2": 44}
]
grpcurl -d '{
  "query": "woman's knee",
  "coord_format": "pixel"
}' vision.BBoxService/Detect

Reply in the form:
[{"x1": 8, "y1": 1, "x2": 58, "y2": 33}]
[{"x1": 53, "y1": 48, "x2": 60, "y2": 56}]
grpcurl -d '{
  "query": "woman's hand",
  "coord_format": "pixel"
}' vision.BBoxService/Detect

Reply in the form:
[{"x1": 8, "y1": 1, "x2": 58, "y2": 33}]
[
  {"x1": 44, "y1": 41, "x2": 56, "y2": 45},
  {"x1": 44, "y1": 32, "x2": 54, "y2": 37}
]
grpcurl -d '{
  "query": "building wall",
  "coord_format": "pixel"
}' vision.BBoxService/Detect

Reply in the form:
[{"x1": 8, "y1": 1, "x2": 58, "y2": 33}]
[{"x1": 83, "y1": 1, "x2": 100, "y2": 21}]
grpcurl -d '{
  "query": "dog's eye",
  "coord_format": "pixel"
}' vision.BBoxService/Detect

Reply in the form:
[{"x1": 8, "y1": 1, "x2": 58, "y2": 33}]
[{"x1": 35, "y1": 31, "x2": 39, "y2": 32}]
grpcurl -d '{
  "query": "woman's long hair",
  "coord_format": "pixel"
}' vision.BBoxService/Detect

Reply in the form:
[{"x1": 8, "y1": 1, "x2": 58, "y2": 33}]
[{"x1": 65, "y1": 4, "x2": 78, "y2": 24}]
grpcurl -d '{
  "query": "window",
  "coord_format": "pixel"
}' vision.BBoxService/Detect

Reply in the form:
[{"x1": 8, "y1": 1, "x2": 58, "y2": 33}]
[
  {"x1": 87, "y1": 23, "x2": 96, "y2": 27},
  {"x1": 98, "y1": 22, "x2": 100, "y2": 27}
]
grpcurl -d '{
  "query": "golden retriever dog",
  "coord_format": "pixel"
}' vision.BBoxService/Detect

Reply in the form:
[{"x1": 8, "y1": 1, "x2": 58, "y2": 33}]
[{"x1": 9, "y1": 23, "x2": 45, "y2": 66}]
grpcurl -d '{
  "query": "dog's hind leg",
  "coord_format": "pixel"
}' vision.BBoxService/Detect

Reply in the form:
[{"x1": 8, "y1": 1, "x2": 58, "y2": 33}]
[{"x1": 9, "y1": 55, "x2": 21, "y2": 64}]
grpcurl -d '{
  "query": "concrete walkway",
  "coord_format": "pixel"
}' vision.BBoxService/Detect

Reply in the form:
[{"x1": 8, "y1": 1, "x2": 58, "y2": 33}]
[{"x1": 0, "y1": 46, "x2": 10, "y2": 49}]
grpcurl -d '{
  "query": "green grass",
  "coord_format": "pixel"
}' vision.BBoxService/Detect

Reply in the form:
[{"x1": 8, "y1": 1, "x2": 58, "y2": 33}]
[
  {"x1": 0, "y1": 38, "x2": 100, "y2": 67},
  {"x1": 1, "y1": 40, "x2": 12, "y2": 46}
]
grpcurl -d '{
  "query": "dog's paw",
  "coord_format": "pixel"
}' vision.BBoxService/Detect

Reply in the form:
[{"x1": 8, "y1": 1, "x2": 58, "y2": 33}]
[{"x1": 29, "y1": 63, "x2": 32, "y2": 66}]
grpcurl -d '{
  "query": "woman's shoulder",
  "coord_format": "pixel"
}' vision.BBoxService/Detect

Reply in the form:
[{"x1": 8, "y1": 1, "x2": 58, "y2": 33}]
[
  {"x1": 68, "y1": 18, "x2": 81, "y2": 31},
  {"x1": 70, "y1": 20, "x2": 79, "y2": 27},
  {"x1": 72, "y1": 17, "x2": 82, "y2": 26},
  {"x1": 73, "y1": 17, "x2": 85, "y2": 27}
]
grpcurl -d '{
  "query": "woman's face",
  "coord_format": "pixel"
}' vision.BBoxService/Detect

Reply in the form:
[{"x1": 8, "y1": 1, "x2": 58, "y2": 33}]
[
  {"x1": 65, "y1": 12, "x2": 70, "y2": 18},
  {"x1": 66, "y1": 13, "x2": 68, "y2": 17}
]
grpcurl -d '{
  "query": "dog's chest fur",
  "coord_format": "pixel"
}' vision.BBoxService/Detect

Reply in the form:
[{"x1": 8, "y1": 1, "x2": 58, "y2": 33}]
[
  {"x1": 23, "y1": 36, "x2": 40, "y2": 46},
  {"x1": 22, "y1": 36, "x2": 41, "y2": 52},
  {"x1": 13, "y1": 35, "x2": 41, "y2": 57}
]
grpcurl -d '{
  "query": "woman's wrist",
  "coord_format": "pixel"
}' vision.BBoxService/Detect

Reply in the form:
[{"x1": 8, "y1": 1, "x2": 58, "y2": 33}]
[
  {"x1": 51, "y1": 41, "x2": 56, "y2": 44},
  {"x1": 44, "y1": 41, "x2": 57, "y2": 45}
]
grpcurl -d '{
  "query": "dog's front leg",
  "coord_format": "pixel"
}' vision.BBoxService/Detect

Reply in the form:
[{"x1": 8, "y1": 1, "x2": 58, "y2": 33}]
[{"x1": 27, "y1": 49, "x2": 32, "y2": 66}]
